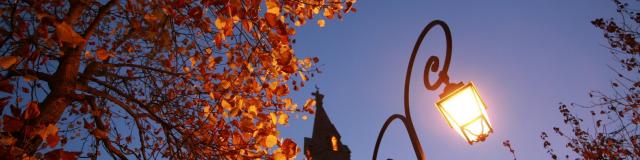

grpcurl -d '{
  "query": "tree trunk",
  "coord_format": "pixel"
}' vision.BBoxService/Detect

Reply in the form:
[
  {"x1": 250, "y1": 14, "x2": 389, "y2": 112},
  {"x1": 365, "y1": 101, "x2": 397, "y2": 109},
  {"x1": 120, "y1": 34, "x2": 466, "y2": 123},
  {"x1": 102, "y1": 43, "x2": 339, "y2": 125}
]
[{"x1": 19, "y1": 1, "x2": 88, "y2": 152}]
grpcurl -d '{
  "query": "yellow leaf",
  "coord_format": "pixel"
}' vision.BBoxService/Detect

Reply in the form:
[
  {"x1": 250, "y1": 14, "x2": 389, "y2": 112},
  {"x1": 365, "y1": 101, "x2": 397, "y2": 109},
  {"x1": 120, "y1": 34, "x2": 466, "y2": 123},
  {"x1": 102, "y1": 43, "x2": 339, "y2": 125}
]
[
  {"x1": 266, "y1": 0, "x2": 280, "y2": 14},
  {"x1": 265, "y1": 134, "x2": 278, "y2": 148},
  {"x1": 231, "y1": 15, "x2": 241, "y2": 24},
  {"x1": 96, "y1": 49, "x2": 109, "y2": 61},
  {"x1": 269, "y1": 81, "x2": 278, "y2": 90},
  {"x1": 270, "y1": 112, "x2": 277, "y2": 125},
  {"x1": 302, "y1": 115, "x2": 308, "y2": 120},
  {"x1": 273, "y1": 152, "x2": 286, "y2": 160},
  {"x1": 304, "y1": 99, "x2": 316, "y2": 110},
  {"x1": 313, "y1": 7, "x2": 320, "y2": 15},
  {"x1": 203, "y1": 105, "x2": 211, "y2": 114},
  {"x1": 189, "y1": 56, "x2": 197, "y2": 67},
  {"x1": 283, "y1": 98, "x2": 292, "y2": 108},
  {"x1": 205, "y1": 48, "x2": 213, "y2": 55},
  {"x1": 317, "y1": 19, "x2": 325, "y2": 27},
  {"x1": 278, "y1": 113, "x2": 288, "y2": 125},
  {"x1": 215, "y1": 17, "x2": 227, "y2": 30},
  {"x1": 209, "y1": 92, "x2": 216, "y2": 99},
  {"x1": 248, "y1": 105, "x2": 257, "y2": 115},
  {"x1": 0, "y1": 56, "x2": 18, "y2": 69},
  {"x1": 246, "y1": 63, "x2": 254, "y2": 73},
  {"x1": 55, "y1": 22, "x2": 85, "y2": 45},
  {"x1": 236, "y1": 98, "x2": 244, "y2": 109},
  {"x1": 299, "y1": 71, "x2": 307, "y2": 81},
  {"x1": 221, "y1": 99, "x2": 232, "y2": 110},
  {"x1": 323, "y1": 8, "x2": 334, "y2": 19}
]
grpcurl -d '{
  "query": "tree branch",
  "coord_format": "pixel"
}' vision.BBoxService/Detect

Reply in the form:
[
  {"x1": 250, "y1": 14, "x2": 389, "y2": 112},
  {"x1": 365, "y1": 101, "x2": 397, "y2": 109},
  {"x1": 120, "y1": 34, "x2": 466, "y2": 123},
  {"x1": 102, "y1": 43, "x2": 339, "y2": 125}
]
[
  {"x1": 87, "y1": 97, "x2": 128, "y2": 160},
  {"x1": 5, "y1": 69, "x2": 53, "y2": 82},
  {"x1": 102, "y1": 63, "x2": 183, "y2": 76},
  {"x1": 83, "y1": 0, "x2": 117, "y2": 38}
]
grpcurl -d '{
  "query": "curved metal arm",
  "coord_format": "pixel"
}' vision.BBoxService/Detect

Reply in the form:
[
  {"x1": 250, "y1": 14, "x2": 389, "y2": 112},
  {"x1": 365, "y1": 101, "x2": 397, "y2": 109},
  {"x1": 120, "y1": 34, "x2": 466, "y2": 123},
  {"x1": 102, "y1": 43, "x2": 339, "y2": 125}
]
[
  {"x1": 373, "y1": 20, "x2": 454, "y2": 160},
  {"x1": 372, "y1": 114, "x2": 424, "y2": 160}
]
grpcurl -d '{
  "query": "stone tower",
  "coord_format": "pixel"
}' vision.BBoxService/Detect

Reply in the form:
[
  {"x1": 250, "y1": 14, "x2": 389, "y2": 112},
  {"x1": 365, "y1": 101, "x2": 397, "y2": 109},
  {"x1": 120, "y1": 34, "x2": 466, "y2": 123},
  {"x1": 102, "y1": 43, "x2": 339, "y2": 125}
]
[{"x1": 304, "y1": 90, "x2": 351, "y2": 160}]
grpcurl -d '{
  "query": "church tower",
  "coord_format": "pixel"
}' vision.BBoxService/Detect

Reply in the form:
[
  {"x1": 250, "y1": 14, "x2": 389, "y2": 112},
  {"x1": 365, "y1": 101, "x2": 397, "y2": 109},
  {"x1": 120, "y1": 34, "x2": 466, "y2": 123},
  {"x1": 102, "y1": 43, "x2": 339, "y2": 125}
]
[{"x1": 304, "y1": 90, "x2": 351, "y2": 160}]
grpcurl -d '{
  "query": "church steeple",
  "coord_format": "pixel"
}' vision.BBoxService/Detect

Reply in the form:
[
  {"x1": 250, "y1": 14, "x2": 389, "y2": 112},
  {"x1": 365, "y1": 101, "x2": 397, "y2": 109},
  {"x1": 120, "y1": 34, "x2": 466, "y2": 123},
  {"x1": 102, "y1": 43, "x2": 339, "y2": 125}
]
[
  {"x1": 304, "y1": 89, "x2": 351, "y2": 160},
  {"x1": 311, "y1": 90, "x2": 338, "y2": 139}
]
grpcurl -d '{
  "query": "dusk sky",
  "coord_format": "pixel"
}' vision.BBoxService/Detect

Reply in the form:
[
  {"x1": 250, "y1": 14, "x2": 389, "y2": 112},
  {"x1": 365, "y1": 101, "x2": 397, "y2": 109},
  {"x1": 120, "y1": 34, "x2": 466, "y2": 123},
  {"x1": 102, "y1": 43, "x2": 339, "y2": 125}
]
[{"x1": 279, "y1": 1, "x2": 619, "y2": 159}]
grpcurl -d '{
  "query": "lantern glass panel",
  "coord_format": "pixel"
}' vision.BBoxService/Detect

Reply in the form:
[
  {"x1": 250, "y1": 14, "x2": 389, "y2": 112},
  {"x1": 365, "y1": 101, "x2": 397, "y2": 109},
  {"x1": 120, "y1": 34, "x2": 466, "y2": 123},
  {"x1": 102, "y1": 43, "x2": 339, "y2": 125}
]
[{"x1": 436, "y1": 83, "x2": 492, "y2": 144}]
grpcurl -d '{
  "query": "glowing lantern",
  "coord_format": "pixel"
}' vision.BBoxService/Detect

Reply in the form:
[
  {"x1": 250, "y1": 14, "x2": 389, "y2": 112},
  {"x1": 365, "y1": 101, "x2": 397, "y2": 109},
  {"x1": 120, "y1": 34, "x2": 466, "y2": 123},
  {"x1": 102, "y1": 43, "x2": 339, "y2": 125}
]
[{"x1": 436, "y1": 82, "x2": 492, "y2": 144}]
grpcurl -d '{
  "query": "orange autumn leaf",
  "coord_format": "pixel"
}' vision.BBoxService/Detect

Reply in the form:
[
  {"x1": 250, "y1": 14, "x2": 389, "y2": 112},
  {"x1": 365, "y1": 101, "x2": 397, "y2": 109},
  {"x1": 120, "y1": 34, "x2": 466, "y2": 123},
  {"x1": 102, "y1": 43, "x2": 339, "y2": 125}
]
[
  {"x1": 0, "y1": 56, "x2": 18, "y2": 69},
  {"x1": 46, "y1": 133, "x2": 60, "y2": 148},
  {"x1": 22, "y1": 101, "x2": 40, "y2": 120},
  {"x1": 280, "y1": 138, "x2": 299, "y2": 158},
  {"x1": 143, "y1": 14, "x2": 159, "y2": 23},
  {"x1": 220, "y1": 80, "x2": 231, "y2": 89},
  {"x1": 273, "y1": 152, "x2": 286, "y2": 160},
  {"x1": 317, "y1": 19, "x2": 326, "y2": 27},
  {"x1": 23, "y1": 74, "x2": 38, "y2": 82},
  {"x1": 84, "y1": 51, "x2": 93, "y2": 59},
  {"x1": 96, "y1": 48, "x2": 109, "y2": 61},
  {"x1": 205, "y1": 48, "x2": 213, "y2": 55},
  {"x1": 0, "y1": 136, "x2": 16, "y2": 146},
  {"x1": 221, "y1": 99, "x2": 232, "y2": 110},
  {"x1": 323, "y1": 8, "x2": 334, "y2": 19},
  {"x1": 303, "y1": 99, "x2": 316, "y2": 113},
  {"x1": 209, "y1": 92, "x2": 216, "y2": 99},
  {"x1": 55, "y1": 22, "x2": 85, "y2": 45},
  {"x1": 36, "y1": 124, "x2": 58, "y2": 139},
  {"x1": 265, "y1": 13, "x2": 279, "y2": 27}
]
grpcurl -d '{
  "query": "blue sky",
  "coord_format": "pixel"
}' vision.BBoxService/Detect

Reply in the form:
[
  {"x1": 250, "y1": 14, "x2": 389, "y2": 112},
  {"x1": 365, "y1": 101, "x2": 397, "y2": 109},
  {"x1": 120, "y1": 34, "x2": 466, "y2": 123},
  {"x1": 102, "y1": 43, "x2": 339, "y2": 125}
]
[{"x1": 279, "y1": 0, "x2": 620, "y2": 159}]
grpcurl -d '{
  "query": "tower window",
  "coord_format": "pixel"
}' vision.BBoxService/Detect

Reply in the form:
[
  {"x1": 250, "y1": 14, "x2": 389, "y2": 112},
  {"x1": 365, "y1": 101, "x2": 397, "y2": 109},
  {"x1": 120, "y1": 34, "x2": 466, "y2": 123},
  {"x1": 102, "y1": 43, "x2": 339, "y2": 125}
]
[{"x1": 331, "y1": 136, "x2": 339, "y2": 151}]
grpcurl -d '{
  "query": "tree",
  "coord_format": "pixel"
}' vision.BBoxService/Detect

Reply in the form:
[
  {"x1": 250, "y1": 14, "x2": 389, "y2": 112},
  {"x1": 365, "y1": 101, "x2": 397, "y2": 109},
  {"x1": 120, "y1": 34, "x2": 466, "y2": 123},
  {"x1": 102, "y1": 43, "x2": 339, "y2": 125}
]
[
  {"x1": 0, "y1": 0, "x2": 355, "y2": 159},
  {"x1": 541, "y1": 0, "x2": 640, "y2": 159}
]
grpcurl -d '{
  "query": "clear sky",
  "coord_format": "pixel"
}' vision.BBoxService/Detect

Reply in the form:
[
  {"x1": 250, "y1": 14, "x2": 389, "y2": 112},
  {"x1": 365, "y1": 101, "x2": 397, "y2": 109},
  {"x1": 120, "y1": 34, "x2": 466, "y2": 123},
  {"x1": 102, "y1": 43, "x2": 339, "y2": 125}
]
[{"x1": 277, "y1": 0, "x2": 622, "y2": 159}]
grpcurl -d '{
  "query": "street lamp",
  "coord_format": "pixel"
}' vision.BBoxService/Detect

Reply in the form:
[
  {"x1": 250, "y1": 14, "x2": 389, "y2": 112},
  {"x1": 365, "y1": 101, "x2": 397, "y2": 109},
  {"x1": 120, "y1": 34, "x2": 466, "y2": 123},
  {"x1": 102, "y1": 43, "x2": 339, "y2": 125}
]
[
  {"x1": 372, "y1": 20, "x2": 493, "y2": 160},
  {"x1": 436, "y1": 82, "x2": 492, "y2": 145}
]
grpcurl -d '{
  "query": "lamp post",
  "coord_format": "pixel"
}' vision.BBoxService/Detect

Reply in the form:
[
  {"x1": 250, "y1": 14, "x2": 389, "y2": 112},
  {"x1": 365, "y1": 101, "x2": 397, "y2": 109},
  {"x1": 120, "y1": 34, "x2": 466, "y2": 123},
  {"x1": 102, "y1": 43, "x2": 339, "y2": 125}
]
[{"x1": 372, "y1": 20, "x2": 493, "y2": 160}]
